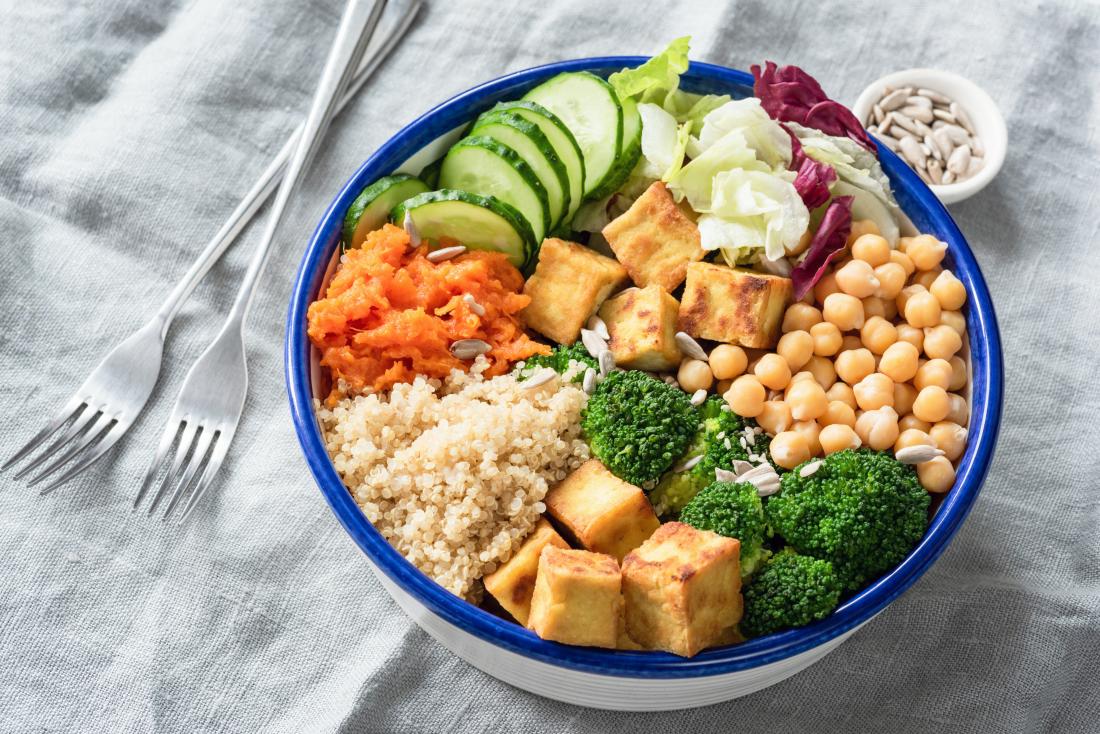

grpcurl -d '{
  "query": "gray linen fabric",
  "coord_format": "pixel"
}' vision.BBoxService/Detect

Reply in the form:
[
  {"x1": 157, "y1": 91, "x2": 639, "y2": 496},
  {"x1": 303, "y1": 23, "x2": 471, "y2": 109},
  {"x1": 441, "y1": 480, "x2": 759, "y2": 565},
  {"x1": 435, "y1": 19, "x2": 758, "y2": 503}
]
[{"x1": 2, "y1": 0, "x2": 1098, "y2": 731}]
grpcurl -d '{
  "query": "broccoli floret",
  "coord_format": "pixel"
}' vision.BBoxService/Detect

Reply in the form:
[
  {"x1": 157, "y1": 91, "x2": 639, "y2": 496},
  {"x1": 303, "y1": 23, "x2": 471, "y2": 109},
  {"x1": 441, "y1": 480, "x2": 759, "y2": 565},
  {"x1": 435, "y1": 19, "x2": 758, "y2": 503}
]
[
  {"x1": 741, "y1": 550, "x2": 842, "y2": 637},
  {"x1": 581, "y1": 370, "x2": 698, "y2": 485},
  {"x1": 679, "y1": 481, "x2": 768, "y2": 577},
  {"x1": 648, "y1": 396, "x2": 771, "y2": 516},
  {"x1": 765, "y1": 448, "x2": 930, "y2": 592},
  {"x1": 516, "y1": 342, "x2": 596, "y2": 382}
]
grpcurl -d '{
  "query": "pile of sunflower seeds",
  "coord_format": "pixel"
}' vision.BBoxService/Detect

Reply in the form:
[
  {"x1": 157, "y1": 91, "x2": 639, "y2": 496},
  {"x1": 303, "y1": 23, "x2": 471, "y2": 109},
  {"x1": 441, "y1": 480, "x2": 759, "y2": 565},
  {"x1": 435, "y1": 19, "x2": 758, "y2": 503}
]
[{"x1": 864, "y1": 86, "x2": 984, "y2": 186}]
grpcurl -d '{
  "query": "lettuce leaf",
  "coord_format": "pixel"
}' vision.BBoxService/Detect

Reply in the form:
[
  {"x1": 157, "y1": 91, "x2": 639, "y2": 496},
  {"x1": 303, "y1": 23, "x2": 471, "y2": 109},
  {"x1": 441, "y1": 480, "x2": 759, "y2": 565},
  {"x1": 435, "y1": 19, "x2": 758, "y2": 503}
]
[
  {"x1": 636, "y1": 103, "x2": 692, "y2": 182},
  {"x1": 702, "y1": 168, "x2": 810, "y2": 263},
  {"x1": 667, "y1": 129, "x2": 770, "y2": 212},
  {"x1": 690, "y1": 98, "x2": 792, "y2": 169},
  {"x1": 608, "y1": 37, "x2": 691, "y2": 102},
  {"x1": 787, "y1": 122, "x2": 897, "y2": 209}
]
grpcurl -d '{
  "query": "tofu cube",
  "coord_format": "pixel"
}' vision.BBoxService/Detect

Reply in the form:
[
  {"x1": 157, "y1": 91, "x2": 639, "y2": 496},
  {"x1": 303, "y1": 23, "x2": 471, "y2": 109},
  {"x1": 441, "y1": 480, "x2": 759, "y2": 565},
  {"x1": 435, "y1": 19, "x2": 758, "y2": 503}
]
[
  {"x1": 483, "y1": 519, "x2": 570, "y2": 625},
  {"x1": 522, "y1": 237, "x2": 629, "y2": 345},
  {"x1": 545, "y1": 459, "x2": 660, "y2": 562},
  {"x1": 598, "y1": 285, "x2": 682, "y2": 371},
  {"x1": 621, "y1": 522, "x2": 743, "y2": 657},
  {"x1": 603, "y1": 181, "x2": 704, "y2": 292},
  {"x1": 527, "y1": 546, "x2": 622, "y2": 648},
  {"x1": 677, "y1": 262, "x2": 792, "y2": 349}
]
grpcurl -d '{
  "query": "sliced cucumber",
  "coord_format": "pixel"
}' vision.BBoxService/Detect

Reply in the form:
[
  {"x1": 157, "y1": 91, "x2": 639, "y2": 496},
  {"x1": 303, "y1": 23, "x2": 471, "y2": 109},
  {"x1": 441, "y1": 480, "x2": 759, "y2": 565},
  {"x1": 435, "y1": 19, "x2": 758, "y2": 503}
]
[
  {"x1": 589, "y1": 95, "x2": 643, "y2": 199},
  {"x1": 471, "y1": 111, "x2": 570, "y2": 230},
  {"x1": 342, "y1": 174, "x2": 430, "y2": 249},
  {"x1": 419, "y1": 156, "x2": 444, "y2": 188},
  {"x1": 523, "y1": 72, "x2": 623, "y2": 199},
  {"x1": 482, "y1": 101, "x2": 585, "y2": 223},
  {"x1": 391, "y1": 189, "x2": 534, "y2": 268},
  {"x1": 438, "y1": 136, "x2": 549, "y2": 244}
]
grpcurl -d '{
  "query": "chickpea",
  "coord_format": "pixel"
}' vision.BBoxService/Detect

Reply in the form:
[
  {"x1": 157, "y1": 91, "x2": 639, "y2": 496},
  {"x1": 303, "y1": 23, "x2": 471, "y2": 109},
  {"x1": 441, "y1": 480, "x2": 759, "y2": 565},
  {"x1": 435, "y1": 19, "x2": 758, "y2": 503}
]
[
  {"x1": 946, "y1": 393, "x2": 969, "y2": 425},
  {"x1": 847, "y1": 219, "x2": 880, "y2": 244},
  {"x1": 814, "y1": 272, "x2": 841, "y2": 304},
  {"x1": 820, "y1": 400, "x2": 857, "y2": 428},
  {"x1": 917, "y1": 456, "x2": 956, "y2": 493},
  {"x1": 879, "y1": 341, "x2": 920, "y2": 382},
  {"x1": 850, "y1": 233, "x2": 891, "y2": 267},
  {"x1": 725, "y1": 375, "x2": 766, "y2": 417},
  {"x1": 914, "y1": 359, "x2": 953, "y2": 390},
  {"x1": 896, "y1": 323, "x2": 925, "y2": 352},
  {"x1": 873, "y1": 262, "x2": 907, "y2": 300},
  {"x1": 716, "y1": 378, "x2": 733, "y2": 395},
  {"x1": 819, "y1": 424, "x2": 862, "y2": 454},
  {"x1": 835, "y1": 348, "x2": 875, "y2": 385},
  {"x1": 894, "y1": 382, "x2": 918, "y2": 417},
  {"x1": 924, "y1": 324, "x2": 962, "y2": 360},
  {"x1": 822, "y1": 292, "x2": 866, "y2": 331},
  {"x1": 678, "y1": 359, "x2": 714, "y2": 393},
  {"x1": 948, "y1": 356, "x2": 968, "y2": 391},
  {"x1": 754, "y1": 353, "x2": 792, "y2": 390},
  {"x1": 804, "y1": 356, "x2": 837, "y2": 390},
  {"x1": 905, "y1": 291, "x2": 942, "y2": 329},
  {"x1": 792, "y1": 420, "x2": 823, "y2": 456},
  {"x1": 785, "y1": 378, "x2": 829, "y2": 421},
  {"x1": 895, "y1": 428, "x2": 935, "y2": 453},
  {"x1": 771, "y1": 431, "x2": 811, "y2": 470},
  {"x1": 810, "y1": 321, "x2": 843, "y2": 356},
  {"x1": 782, "y1": 302, "x2": 823, "y2": 333},
  {"x1": 854, "y1": 373, "x2": 895, "y2": 410},
  {"x1": 940, "y1": 310, "x2": 967, "y2": 336},
  {"x1": 912, "y1": 268, "x2": 943, "y2": 290},
  {"x1": 835, "y1": 260, "x2": 881, "y2": 298},
  {"x1": 841, "y1": 335, "x2": 864, "y2": 352},
  {"x1": 896, "y1": 284, "x2": 926, "y2": 314},
  {"x1": 907, "y1": 234, "x2": 948, "y2": 270},
  {"x1": 860, "y1": 316, "x2": 898, "y2": 354},
  {"x1": 897, "y1": 236, "x2": 914, "y2": 253},
  {"x1": 777, "y1": 330, "x2": 814, "y2": 372},
  {"x1": 709, "y1": 344, "x2": 748, "y2": 380},
  {"x1": 890, "y1": 249, "x2": 916, "y2": 277},
  {"x1": 746, "y1": 355, "x2": 762, "y2": 375},
  {"x1": 899, "y1": 414, "x2": 932, "y2": 433},
  {"x1": 930, "y1": 421, "x2": 968, "y2": 462},
  {"x1": 826, "y1": 382, "x2": 857, "y2": 409},
  {"x1": 757, "y1": 400, "x2": 793, "y2": 435},
  {"x1": 930, "y1": 269, "x2": 966, "y2": 310},
  {"x1": 913, "y1": 385, "x2": 950, "y2": 423},
  {"x1": 854, "y1": 406, "x2": 900, "y2": 451},
  {"x1": 861, "y1": 296, "x2": 887, "y2": 320},
  {"x1": 789, "y1": 370, "x2": 815, "y2": 385}
]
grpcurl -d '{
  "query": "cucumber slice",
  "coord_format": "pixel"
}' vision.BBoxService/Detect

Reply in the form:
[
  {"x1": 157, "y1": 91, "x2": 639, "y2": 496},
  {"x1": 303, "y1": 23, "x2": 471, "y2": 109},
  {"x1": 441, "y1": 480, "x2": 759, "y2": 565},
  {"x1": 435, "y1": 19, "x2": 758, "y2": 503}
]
[
  {"x1": 523, "y1": 72, "x2": 623, "y2": 199},
  {"x1": 419, "y1": 156, "x2": 444, "y2": 188},
  {"x1": 391, "y1": 189, "x2": 534, "y2": 268},
  {"x1": 589, "y1": 95, "x2": 643, "y2": 199},
  {"x1": 471, "y1": 111, "x2": 570, "y2": 230},
  {"x1": 483, "y1": 101, "x2": 585, "y2": 223},
  {"x1": 438, "y1": 136, "x2": 549, "y2": 244},
  {"x1": 342, "y1": 174, "x2": 430, "y2": 249}
]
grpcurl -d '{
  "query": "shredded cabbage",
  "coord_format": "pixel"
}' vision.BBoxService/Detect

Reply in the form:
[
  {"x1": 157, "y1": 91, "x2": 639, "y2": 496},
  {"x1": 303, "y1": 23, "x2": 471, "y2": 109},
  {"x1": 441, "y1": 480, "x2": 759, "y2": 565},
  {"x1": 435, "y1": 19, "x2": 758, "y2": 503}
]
[{"x1": 703, "y1": 168, "x2": 810, "y2": 263}]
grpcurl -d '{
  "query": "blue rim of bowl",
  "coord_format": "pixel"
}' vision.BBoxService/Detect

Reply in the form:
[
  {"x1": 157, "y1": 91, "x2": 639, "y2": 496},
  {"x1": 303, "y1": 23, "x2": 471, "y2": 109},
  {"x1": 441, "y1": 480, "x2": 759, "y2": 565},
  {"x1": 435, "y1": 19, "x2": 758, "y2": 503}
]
[{"x1": 285, "y1": 57, "x2": 1004, "y2": 678}]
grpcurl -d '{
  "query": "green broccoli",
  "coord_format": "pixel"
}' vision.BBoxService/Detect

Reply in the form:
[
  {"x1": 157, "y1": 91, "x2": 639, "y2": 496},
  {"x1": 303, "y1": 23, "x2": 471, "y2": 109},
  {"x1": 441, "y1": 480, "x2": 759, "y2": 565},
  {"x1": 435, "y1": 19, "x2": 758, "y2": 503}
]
[
  {"x1": 765, "y1": 448, "x2": 930, "y2": 592},
  {"x1": 741, "y1": 550, "x2": 842, "y2": 637},
  {"x1": 516, "y1": 342, "x2": 597, "y2": 382},
  {"x1": 679, "y1": 481, "x2": 768, "y2": 577},
  {"x1": 649, "y1": 396, "x2": 771, "y2": 516},
  {"x1": 581, "y1": 370, "x2": 698, "y2": 485}
]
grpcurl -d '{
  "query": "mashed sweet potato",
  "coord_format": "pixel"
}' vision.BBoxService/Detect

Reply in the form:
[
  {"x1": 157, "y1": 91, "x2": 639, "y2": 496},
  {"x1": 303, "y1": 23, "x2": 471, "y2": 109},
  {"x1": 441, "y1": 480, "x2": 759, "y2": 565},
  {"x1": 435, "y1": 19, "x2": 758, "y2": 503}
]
[{"x1": 307, "y1": 224, "x2": 548, "y2": 396}]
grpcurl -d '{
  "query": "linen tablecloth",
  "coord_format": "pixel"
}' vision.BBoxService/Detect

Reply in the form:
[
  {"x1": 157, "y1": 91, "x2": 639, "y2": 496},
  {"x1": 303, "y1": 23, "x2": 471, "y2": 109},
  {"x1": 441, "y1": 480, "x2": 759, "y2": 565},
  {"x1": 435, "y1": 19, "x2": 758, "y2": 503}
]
[{"x1": 2, "y1": 0, "x2": 1098, "y2": 731}]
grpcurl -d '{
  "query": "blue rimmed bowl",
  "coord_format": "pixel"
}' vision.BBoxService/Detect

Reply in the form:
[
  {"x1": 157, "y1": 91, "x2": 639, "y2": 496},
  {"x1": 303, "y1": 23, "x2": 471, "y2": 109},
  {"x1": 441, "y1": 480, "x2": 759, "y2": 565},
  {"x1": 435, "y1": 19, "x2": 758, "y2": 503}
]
[{"x1": 285, "y1": 58, "x2": 1004, "y2": 711}]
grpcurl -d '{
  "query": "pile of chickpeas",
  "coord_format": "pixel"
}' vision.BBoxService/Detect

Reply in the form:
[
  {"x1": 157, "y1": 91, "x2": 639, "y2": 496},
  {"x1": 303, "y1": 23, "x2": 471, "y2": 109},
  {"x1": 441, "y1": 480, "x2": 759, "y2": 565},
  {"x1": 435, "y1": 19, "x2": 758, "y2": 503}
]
[{"x1": 674, "y1": 221, "x2": 969, "y2": 494}]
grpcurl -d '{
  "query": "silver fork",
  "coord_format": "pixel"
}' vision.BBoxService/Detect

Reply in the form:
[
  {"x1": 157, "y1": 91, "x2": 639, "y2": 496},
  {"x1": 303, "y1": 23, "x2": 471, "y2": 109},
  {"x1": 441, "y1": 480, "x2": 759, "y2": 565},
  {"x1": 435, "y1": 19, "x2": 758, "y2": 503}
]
[
  {"x1": 134, "y1": 0, "x2": 391, "y2": 522},
  {"x1": 2, "y1": 0, "x2": 419, "y2": 494}
]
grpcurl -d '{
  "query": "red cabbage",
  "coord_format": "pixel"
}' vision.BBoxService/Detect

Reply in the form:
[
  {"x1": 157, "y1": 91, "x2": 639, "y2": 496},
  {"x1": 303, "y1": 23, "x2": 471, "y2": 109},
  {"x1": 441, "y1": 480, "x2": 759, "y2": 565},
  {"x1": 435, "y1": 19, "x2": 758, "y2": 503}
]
[
  {"x1": 791, "y1": 195, "x2": 854, "y2": 300},
  {"x1": 792, "y1": 153, "x2": 836, "y2": 210}
]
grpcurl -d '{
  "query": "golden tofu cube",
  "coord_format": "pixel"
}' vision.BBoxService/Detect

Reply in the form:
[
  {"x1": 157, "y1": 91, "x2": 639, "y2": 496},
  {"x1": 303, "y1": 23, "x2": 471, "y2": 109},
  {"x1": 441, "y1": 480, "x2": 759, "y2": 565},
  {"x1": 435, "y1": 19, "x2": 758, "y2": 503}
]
[
  {"x1": 677, "y1": 262, "x2": 792, "y2": 349},
  {"x1": 522, "y1": 237, "x2": 629, "y2": 345},
  {"x1": 545, "y1": 459, "x2": 661, "y2": 562},
  {"x1": 527, "y1": 546, "x2": 622, "y2": 648},
  {"x1": 603, "y1": 181, "x2": 704, "y2": 292},
  {"x1": 598, "y1": 285, "x2": 682, "y2": 371},
  {"x1": 483, "y1": 519, "x2": 570, "y2": 625},
  {"x1": 621, "y1": 522, "x2": 743, "y2": 657}
]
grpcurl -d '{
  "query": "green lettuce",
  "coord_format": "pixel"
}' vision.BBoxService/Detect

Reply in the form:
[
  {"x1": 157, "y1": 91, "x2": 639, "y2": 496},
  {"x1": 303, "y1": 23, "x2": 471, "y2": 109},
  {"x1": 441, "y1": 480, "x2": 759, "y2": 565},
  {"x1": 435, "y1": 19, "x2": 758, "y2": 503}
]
[
  {"x1": 703, "y1": 168, "x2": 809, "y2": 264},
  {"x1": 608, "y1": 37, "x2": 730, "y2": 126},
  {"x1": 689, "y1": 98, "x2": 792, "y2": 169}
]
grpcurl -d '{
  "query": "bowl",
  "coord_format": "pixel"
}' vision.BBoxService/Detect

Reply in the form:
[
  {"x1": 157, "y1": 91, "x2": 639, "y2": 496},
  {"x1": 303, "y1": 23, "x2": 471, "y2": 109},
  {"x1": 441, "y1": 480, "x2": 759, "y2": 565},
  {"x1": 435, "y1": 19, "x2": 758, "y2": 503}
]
[
  {"x1": 851, "y1": 68, "x2": 1007, "y2": 205},
  {"x1": 285, "y1": 57, "x2": 1004, "y2": 711}
]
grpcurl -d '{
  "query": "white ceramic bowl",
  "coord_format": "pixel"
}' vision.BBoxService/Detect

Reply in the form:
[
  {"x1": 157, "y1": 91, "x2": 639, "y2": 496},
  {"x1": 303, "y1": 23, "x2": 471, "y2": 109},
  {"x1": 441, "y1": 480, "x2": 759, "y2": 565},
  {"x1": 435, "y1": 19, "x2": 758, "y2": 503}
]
[{"x1": 852, "y1": 68, "x2": 1007, "y2": 204}]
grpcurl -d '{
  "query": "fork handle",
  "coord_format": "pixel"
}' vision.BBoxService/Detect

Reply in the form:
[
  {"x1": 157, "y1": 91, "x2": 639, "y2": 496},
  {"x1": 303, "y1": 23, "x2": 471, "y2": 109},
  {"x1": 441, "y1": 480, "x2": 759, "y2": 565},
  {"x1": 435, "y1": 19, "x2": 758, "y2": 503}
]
[{"x1": 152, "y1": 0, "x2": 410, "y2": 337}]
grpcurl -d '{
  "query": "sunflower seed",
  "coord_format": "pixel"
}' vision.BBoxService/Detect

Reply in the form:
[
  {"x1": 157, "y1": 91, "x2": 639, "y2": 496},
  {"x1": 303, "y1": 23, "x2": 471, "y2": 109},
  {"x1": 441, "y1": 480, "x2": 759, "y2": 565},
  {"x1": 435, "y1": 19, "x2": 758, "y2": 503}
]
[
  {"x1": 402, "y1": 211, "x2": 421, "y2": 247},
  {"x1": 714, "y1": 468, "x2": 740, "y2": 483},
  {"x1": 947, "y1": 145, "x2": 971, "y2": 175},
  {"x1": 906, "y1": 95, "x2": 933, "y2": 109},
  {"x1": 924, "y1": 134, "x2": 942, "y2": 161},
  {"x1": 663, "y1": 375, "x2": 679, "y2": 387},
  {"x1": 927, "y1": 158, "x2": 944, "y2": 185},
  {"x1": 913, "y1": 119, "x2": 933, "y2": 138},
  {"x1": 931, "y1": 127, "x2": 955, "y2": 160},
  {"x1": 521, "y1": 368, "x2": 557, "y2": 389},
  {"x1": 450, "y1": 339, "x2": 491, "y2": 360},
  {"x1": 586, "y1": 314, "x2": 610, "y2": 341},
  {"x1": 941, "y1": 123, "x2": 970, "y2": 145},
  {"x1": 932, "y1": 108, "x2": 956, "y2": 123},
  {"x1": 582, "y1": 367, "x2": 597, "y2": 394},
  {"x1": 879, "y1": 88, "x2": 909, "y2": 111},
  {"x1": 463, "y1": 293, "x2": 486, "y2": 316},
  {"x1": 970, "y1": 136, "x2": 985, "y2": 157},
  {"x1": 950, "y1": 102, "x2": 976, "y2": 134},
  {"x1": 598, "y1": 349, "x2": 615, "y2": 378},
  {"x1": 879, "y1": 112, "x2": 895, "y2": 136},
  {"x1": 899, "y1": 136, "x2": 926, "y2": 169},
  {"x1": 690, "y1": 388, "x2": 708, "y2": 406},
  {"x1": 918, "y1": 88, "x2": 952, "y2": 105},
  {"x1": 891, "y1": 111, "x2": 919, "y2": 134},
  {"x1": 895, "y1": 445, "x2": 946, "y2": 464},
  {"x1": 900, "y1": 104, "x2": 934, "y2": 123},
  {"x1": 673, "y1": 454, "x2": 704, "y2": 473},
  {"x1": 799, "y1": 459, "x2": 824, "y2": 478},
  {"x1": 967, "y1": 156, "x2": 984, "y2": 177},
  {"x1": 942, "y1": 170, "x2": 956, "y2": 184},
  {"x1": 877, "y1": 132, "x2": 900, "y2": 152},
  {"x1": 916, "y1": 166, "x2": 934, "y2": 185},
  {"x1": 427, "y1": 245, "x2": 466, "y2": 263},
  {"x1": 675, "y1": 331, "x2": 708, "y2": 361},
  {"x1": 872, "y1": 104, "x2": 885, "y2": 125},
  {"x1": 580, "y1": 328, "x2": 608, "y2": 358}
]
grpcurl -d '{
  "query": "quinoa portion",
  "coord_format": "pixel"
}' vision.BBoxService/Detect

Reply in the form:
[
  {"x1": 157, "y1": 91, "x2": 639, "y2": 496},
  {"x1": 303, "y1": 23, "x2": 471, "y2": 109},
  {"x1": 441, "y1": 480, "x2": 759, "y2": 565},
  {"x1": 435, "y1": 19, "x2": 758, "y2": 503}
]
[{"x1": 317, "y1": 358, "x2": 589, "y2": 597}]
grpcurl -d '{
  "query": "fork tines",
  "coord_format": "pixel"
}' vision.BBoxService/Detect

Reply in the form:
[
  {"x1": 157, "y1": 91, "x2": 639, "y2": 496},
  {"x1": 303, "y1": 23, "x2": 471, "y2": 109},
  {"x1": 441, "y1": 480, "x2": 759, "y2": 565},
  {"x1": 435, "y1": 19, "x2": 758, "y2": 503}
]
[{"x1": 133, "y1": 416, "x2": 233, "y2": 522}]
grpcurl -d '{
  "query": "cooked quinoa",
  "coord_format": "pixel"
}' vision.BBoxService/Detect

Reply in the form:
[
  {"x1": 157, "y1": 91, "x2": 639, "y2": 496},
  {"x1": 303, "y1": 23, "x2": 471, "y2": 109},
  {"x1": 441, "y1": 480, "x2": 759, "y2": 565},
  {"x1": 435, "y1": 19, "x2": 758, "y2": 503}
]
[{"x1": 317, "y1": 357, "x2": 589, "y2": 597}]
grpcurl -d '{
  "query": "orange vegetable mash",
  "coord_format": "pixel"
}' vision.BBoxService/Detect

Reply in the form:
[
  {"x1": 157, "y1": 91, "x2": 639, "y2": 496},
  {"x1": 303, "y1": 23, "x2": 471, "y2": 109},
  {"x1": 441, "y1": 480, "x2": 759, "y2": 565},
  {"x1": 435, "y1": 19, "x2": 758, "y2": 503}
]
[{"x1": 307, "y1": 224, "x2": 548, "y2": 397}]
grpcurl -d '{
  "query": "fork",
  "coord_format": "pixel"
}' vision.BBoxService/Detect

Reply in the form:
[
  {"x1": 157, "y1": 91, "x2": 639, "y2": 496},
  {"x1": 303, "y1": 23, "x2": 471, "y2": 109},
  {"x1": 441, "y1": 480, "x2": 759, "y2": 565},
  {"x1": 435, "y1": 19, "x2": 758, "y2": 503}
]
[
  {"x1": 2, "y1": 0, "x2": 419, "y2": 494},
  {"x1": 133, "y1": 0, "x2": 391, "y2": 522}
]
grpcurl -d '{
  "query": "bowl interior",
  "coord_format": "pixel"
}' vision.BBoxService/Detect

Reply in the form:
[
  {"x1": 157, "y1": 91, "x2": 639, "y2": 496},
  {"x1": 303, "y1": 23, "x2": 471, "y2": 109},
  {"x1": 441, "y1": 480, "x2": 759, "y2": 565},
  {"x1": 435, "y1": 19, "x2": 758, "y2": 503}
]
[{"x1": 285, "y1": 58, "x2": 1004, "y2": 677}]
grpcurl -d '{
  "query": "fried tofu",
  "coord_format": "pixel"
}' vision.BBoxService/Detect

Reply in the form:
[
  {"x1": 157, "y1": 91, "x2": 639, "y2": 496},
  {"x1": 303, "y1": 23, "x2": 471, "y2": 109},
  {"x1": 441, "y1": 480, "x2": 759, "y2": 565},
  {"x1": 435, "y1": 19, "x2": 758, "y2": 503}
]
[
  {"x1": 527, "y1": 546, "x2": 622, "y2": 648},
  {"x1": 603, "y1": 181, "x2": 704, "y2": 292},
  {"x1": 677, "y1": 262, "x2": 792, "y2": 349},
  {"x1": 483, "y1": 519, "x2": 570, "y2": 625},
  {"x1": 598, "y1": 285, "x2": 682, "y2": 371},
  {"x1": 621, "y1": 522, "x2": 743, "y2": 657},
  {"x1": 521, "y1": 237, "x2": 629, "y2": 345},
  {"x1": 544, "y1": 459, "x2": 660, "y2": 563}
]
